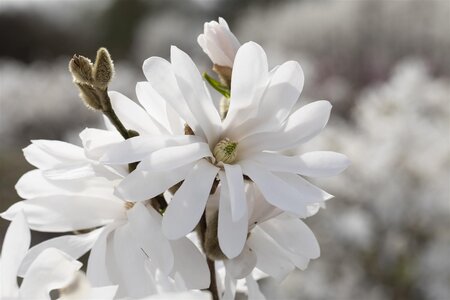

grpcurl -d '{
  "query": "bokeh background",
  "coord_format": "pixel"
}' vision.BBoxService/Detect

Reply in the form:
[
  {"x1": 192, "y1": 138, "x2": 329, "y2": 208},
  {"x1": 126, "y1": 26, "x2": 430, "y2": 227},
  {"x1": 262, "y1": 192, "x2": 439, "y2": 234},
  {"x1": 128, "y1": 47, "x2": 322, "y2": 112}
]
[{"x1": 0, "y1": 0, "x2": 449, "y2": 299}]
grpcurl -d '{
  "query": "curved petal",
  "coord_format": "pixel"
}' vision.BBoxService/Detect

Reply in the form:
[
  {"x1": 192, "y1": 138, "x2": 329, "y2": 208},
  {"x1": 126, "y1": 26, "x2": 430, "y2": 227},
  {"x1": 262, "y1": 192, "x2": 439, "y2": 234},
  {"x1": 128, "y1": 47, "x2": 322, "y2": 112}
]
[
  {"x1": 1, "y1": 212, "x2": 30, "y2": 297},
  {"x1": 162, "y1": 159, "x2": 219, "y2": 240},
  {"x1": 18, "y1": 228, "x2": 103, "y2": 277},
  {"x1": 171, "y1": 46, "x2": 221, "y2": 145},
  {"x1": 108, "y1": 91, "x2": 162, "y2": 135},
  {"x1": 224, "y1": 245, "x2": 257, "y2": 279},
  {"x1": 116, "y1": 162, "x2": 194, "y2": 202},
  {"x1": 23, "y1": 140, "x2": 85, "y2": 169},
  {"x1": 251, "y1": 151, "x2": 351, "y2": 177},
  {"x1": 127, "y1": 202, "x2": 174, "y2": 275},
  {"x1": 79, "y1": 128, "x2": 124, "y2": 160},
  {"x1": 218, "y1": 173, "x2": 248, "y2": 259},
  {"x1": 19, "y1": 248, "x2": 82, "y2": 299},
  {"x1": 223, "y1": 164, "x2": 246, "y2": 222},
  {"x1": 239, "y1": 101, "x2": 332, "y2": 155},
  {"x1": 246, "y1": 274, "x2": 266, "y2": 300}
]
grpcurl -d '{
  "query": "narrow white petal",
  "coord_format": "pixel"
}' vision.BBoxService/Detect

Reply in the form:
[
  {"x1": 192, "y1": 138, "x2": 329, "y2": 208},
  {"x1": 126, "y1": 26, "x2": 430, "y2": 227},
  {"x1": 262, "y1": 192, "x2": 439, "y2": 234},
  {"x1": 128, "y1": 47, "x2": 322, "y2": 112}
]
[
  {"x1": 19, "y1": 248, "x2": 82, "y2": 299},
  {"x1": 1, "y1": 212, "x2": 30, "y2": 297},
  {"x1": 171, "y1": 46, "x2": 221, "y2": 145},
  {"x1": 108, "y1": 91, "x2": 162, "y2": 135},
  {"x1": 223, "y1": 164, "x2": 246, "y2": 222},
  {"x1": 224, "y1": 245, "x2": 257, "y2": 279},
  {"x1": 79, "y1": 128, "x2": 124, "y2": 160},
  {"x1": 23, "y1": 140, "x2": 85, "y2": 169},
  {"x1": 246, "y1": 274, "x2": 266, "y2": 300},
  {"x1": 116, "y1": 163, "x2": 194, "y2": 201},
  {"x1": 218, "y1": 173, "x2": 248, "y2": 259},
  {"x1": 127, "y1": 202, "x2": 174, "y2": 274},
  {"x1": 42, "y1": 163, "x2": 95, "y2": 180},
  {"x1": 18, "y1": 228, "x2": 103, "y2": 277},
  {"x1": 162, "y1": 159, "x2": 219, "y2": 240}
]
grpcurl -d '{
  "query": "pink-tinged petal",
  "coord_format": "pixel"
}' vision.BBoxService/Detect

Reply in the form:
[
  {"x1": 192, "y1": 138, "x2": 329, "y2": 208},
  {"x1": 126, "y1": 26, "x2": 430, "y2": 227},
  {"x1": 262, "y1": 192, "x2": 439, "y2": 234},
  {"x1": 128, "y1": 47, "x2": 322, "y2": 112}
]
[
  {"x1": 241, "y1": 161, "x2": 309, "y2": 216},
  {"x1": 247, "y1": 227, "x2": 295, "y2": 282},
  {"x1": 87, "y1": 222, "x2": 122, "y2": 287},
  {"x1": 18, "y1": 228, "x2": 103, "y2": 277},
  {"x1": 162, "y1": 159, "x2": 219, "y2": 240},
  {"x1": 136, "y1": 82, "x2": 183, "y2": 135},
  {"x1": 101, "y1": 135, "x2": 203, "y2": 164},
  {"x1": 79, "y1": 128, "x2": 124, "y2": 160},
  {"x1": 252, "y1": 151, "x2": 351, "y2": 178},
  {"x1": 218, "y1": 173, "x2": 248, "y2": 259},
  {"x1": 224, "y1": 42, "x2": 269, "y2": 133},
  {"x1": 127, "y1": 202, "x2": 174, "y2": 275},
  {"x1": 259, "y1": 216, "x2": 320, "y2": 259},
  {"x1": 170, "y1": 238, "x2": 211, "y2": 289},
  {"x1": 5, "y1": 196, "x2": 124, "y2": 232},
  {"x1": 223, "y1": 164, "x2": 246, "y2": 222},
  {"x1": 1, "y1": 212, "x2": 30, "y2": 297},
  {"x1": 19, "y1": 248, "x2": 82, "y2": 299},
  {"x1": 171, "y1": 46, "x2": 221, "y2": 145},
  {"x1": 108, "y1": 91, "x2": 162, "y2": 136},
  {"x1": 224, "y1": 245, "x2": 257, "y2": 279},
  {"x1": 239, "y1": 101, "x2": 332, "y2": 155},
  {"x1": 116, "y1": 163, "x2": 194, "y2": 201},
  {"x1": 136, "y1": 142, "x2": 212, "y2": 172},
  {"x1": 23, "y1": 140, "x2": 85, "y2": 169},
  {"x1": 142, "y1": 57, "x2": 199, "y2": 132}
]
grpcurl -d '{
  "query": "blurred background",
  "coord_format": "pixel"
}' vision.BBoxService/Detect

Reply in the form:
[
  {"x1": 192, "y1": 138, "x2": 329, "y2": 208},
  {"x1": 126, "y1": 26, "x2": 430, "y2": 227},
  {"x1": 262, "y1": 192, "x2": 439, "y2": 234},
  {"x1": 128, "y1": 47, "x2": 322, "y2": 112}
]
[{"x1": 0, "y1": 0, "x2": 449, "y2": 299}]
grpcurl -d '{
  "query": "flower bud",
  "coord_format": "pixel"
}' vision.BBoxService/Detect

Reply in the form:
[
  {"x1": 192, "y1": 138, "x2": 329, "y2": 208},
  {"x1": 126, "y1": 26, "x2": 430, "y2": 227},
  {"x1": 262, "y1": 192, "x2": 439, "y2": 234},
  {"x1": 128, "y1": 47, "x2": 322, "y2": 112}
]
[
  {"x1": 213, "y1": 138, "x2": 238, "y2": 164},
  {"x1": 197, "y1": 17, "x2": 240, "y2": 68},
  {"x1": 76, "y1": 82, "x2": 102, "y2": 111},
  {"x1": 69, "y1": 55, "x2": 93, "y2": 84},
  {"x1": 93, "y1": 47, "x2": 114, "y2": 89}
]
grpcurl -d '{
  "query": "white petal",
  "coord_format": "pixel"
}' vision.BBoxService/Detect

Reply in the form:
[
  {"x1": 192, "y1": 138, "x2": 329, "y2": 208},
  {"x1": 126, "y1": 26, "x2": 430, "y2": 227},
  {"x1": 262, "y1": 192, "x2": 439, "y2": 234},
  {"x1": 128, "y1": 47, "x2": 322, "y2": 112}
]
[
  {"x1": 136, "y1": 142, "x2": 212, "y2": 172},
  {"x1": 142, "y1": 57, "x2": 199, "y2": 131},
  {"x1": 252, "y1": 151, "x2": 351, "y2": 177},
  {"x1": 9, "y1": 196, "x2": 124, "y2": 232},
  {"x1": 42, "y1": 163, "x2": 95, "y2": 180},
  {"x1": 18, "y1": 228, "x2": 103, "y2": 277},
  {"x1": 241, "y1": 161, "x2": 309, "y2": 216},
  {"x1": 108, "y1": 91, "x2": 162, "y2": 135},
  {"x1": 224, "y1": 42, "x2": 269, "y2": 132},
  {"x1": 23, "y1": 140, "x2": 85, "y2": 169},
  {"x1": 1, "y1": 212, "x2": 30, "y2": 297},
  {"x1": 170, "y1": 238, "x2": 210, "y2": 289},
  {"x1": 171, "y1": 46, "x2": 221, "y2": 145},
  {"x1": 79, "y1": 128, "x2": 124, "y2": 160},
  {"x1": 246, "y1": 274, "x2": 266, "y2": 300},
  {"x1": 260, "y1": 216, "x2": 320, "y2": 259},
  {"x1": 247, "y1": 227, "x2": 295, "y2": 282},
  {"x1": 218, "y1": 173, "x2": 248, "y2": 259},
  {"x1": 116, "y1": 163, "x2": 194, "y2": 201},
  {"x1": 162, "y1": 159, "x2": 219, "y2": 239},
  {"x1": 224, "y1": 245, "x2": 257, "y2": 279},
  {"x1": 127, "y1": 202, "x2": 174, "y2": 274},
  {"x1": 239, "y1": 101, "x2": 332, "y2": 154},
  {"x1": 223, "y1": 164, "x2": 246, "y2": 221},
  {"x1": 19, "y1": 248, "x2": 82, "y2": 299},
  {"x1": 101, "y1": 135, "x2": 202, "y2": 164},
  {"x1": 222, "y1": 272, "x2": 237, "y2": 300}
]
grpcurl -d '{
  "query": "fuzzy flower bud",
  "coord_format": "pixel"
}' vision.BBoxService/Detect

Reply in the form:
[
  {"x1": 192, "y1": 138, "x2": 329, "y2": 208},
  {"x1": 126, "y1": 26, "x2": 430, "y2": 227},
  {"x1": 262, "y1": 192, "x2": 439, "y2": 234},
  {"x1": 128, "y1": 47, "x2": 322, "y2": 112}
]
[
  {"x1": 75, "y1": 82, "x2": 102, "y2": 110},
  {"x1": 69, "y1": 55, "x2": 93, "y2": 84},
  {"x1": 213, "y1": 138, "x2": 238, "y2": 164},
  {"x1": 93, "y1": 47, "x2": 114, "y2": 89},
  {"x1": 197, "y1": 17, "x2": 240, "y2": 68}
]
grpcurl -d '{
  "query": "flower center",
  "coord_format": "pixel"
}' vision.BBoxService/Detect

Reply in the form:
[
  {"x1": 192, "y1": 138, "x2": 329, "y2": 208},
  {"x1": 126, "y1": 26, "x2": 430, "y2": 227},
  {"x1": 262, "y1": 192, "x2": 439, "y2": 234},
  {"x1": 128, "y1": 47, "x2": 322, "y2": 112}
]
[{"x1": 213, "y1": 138, "x2": 238, "y2": 164}]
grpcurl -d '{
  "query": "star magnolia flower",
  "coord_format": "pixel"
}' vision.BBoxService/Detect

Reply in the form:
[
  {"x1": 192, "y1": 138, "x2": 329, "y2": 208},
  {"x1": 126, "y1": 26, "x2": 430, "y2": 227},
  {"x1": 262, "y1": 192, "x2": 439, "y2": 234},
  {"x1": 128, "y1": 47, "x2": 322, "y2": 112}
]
[
  {"x1": 100, "y1": 42, "x2": 349, "y2": 260},
  {"x1": 1, "y1": 131, "x2": 210, "y2": 298},
  {"x1": 197, "y1": 17, "x2": 240, "y2": 68},
  {"x1": 0, "y1": 212, "x2": 118, "y2": 299}
]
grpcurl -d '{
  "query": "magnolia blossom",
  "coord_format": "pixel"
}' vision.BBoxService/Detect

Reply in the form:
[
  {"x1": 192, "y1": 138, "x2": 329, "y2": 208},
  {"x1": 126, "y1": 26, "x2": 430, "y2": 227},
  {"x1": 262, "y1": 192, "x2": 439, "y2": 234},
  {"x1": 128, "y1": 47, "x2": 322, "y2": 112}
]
[
  {"x1": 101, "y1": 41, "x2": 349, "y2": 261},
  {"x1": 197, "y1": 17, "x2": 240, "y2": 67},
  {"x1": 2, "y1": 130, "x2": 209, "y2": 298}
]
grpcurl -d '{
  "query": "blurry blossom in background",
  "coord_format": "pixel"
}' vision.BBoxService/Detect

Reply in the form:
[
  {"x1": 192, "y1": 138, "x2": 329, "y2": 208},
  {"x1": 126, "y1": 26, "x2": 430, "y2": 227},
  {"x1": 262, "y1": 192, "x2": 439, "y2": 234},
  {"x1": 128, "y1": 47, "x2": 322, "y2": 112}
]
[{"x1": 0, "y1": 0, "x2": 449, "y2": 299}]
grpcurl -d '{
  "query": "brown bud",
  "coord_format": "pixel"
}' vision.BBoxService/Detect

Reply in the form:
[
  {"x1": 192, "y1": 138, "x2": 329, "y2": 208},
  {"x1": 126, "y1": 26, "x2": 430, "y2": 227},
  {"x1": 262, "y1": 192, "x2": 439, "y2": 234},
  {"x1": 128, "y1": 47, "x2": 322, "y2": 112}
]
[
  {"x1": 69, "y1": 55, "x2": 94, "y2": 84},
  {"x1": 203, "y1": 211, "x2": 226, "y2": 260},
  {"x1": 76, "y1": 82, "x2": 102, "y2": 110},
  {"x1": 213, "y1": 64, "x2": 232, "y2": 88},
  {"x1": 93, "y1": 47, "x2": 114, "y2": 89}
]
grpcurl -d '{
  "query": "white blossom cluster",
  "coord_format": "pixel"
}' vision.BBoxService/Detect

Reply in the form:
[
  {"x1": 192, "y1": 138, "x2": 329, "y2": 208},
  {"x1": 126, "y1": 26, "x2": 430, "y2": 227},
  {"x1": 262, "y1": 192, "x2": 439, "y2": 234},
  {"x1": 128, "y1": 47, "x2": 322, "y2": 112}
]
[{"x1": 1, "y1": 18, "x2": 349, "y2": 299}]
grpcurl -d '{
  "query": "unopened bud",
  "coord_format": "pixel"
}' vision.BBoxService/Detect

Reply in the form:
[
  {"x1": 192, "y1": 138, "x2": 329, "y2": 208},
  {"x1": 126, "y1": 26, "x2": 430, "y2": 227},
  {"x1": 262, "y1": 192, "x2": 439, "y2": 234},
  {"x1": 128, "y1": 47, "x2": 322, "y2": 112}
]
[
  {"x1": 213, "y1": 138, "x2": 238, "y2": 164},
  {"x1": 93, "y1": 47, "x2": 114, "y2": 89},
  {"x1": 203, "y1": 211, "x2": 226, "y2": 260},
  {"x1": 76, "y1": 82, "x2": 102, "y2": 110},
  {"x1": 213, "y1": 64, "x2": 232, "y2": 87},
  {"x1": 69, "y1": 55, "x2": 93, "y2": 84}
]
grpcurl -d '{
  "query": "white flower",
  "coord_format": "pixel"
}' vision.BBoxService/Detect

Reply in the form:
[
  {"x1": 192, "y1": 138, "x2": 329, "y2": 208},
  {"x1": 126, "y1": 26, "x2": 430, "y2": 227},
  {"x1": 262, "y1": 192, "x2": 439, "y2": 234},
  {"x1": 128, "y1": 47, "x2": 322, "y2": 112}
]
[
  {"x1": 197, "y1": 17, "x2": 240, "y2": 67},
  {"x1": 2, "y1": 129, "x2": 210, "y2": 298},
  {"x1": 101, "y1": 41, "x2": 349, "y2": 260},
  {"x1": 0, "y1": 212, "x2": 118, "y2": 299}
]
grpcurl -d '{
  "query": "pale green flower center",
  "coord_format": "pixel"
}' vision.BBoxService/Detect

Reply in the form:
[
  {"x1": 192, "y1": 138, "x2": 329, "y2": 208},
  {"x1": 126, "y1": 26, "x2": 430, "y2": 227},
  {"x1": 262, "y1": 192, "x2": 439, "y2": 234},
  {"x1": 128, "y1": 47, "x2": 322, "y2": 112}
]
[{"x1": 213, "y1": 138, "x2": 238, "y2": 164}]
